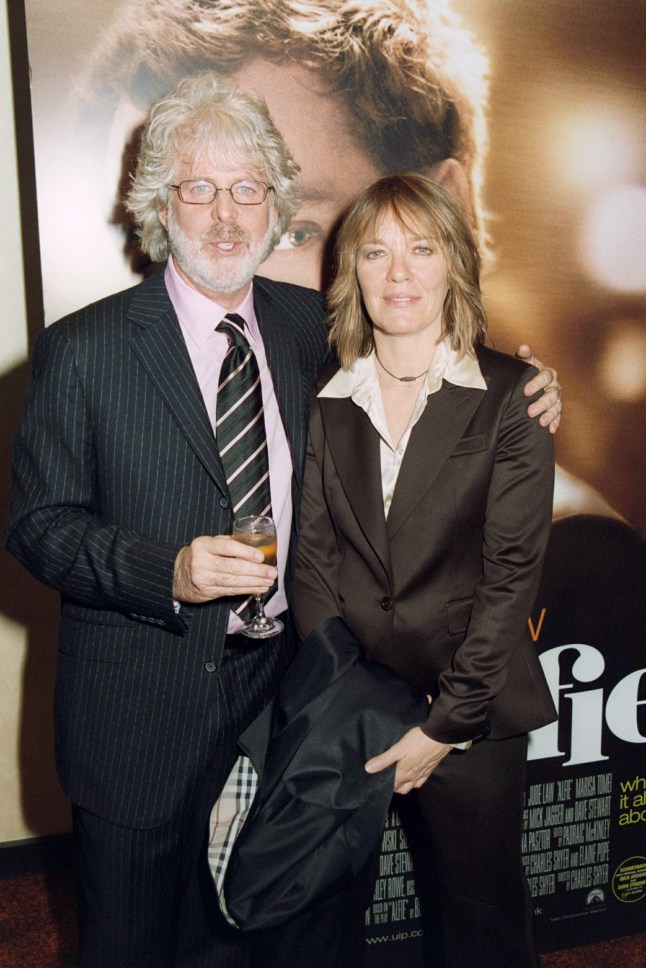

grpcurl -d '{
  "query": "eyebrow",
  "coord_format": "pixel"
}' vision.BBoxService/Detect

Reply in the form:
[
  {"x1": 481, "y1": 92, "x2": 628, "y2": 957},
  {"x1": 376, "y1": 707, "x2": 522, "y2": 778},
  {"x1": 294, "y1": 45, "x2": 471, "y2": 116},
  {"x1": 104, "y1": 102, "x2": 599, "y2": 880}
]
[{"x1": 298, "y1": 186, "x2": 344, "y2": 205}]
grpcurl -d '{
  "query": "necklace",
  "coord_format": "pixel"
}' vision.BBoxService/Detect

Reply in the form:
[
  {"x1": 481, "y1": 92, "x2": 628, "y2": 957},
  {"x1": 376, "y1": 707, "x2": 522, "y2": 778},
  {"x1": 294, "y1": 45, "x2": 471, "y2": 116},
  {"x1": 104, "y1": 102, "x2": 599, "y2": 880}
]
[{"x1": 376, "y1": 355, "x2": 428, "y2": 383}]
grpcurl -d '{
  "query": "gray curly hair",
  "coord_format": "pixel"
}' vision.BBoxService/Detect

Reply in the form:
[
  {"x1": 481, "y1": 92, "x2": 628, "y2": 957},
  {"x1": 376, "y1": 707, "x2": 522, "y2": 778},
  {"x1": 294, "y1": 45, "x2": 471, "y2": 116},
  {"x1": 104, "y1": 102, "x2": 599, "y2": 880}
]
[{"x1": 126, "y1": 72, "x2": 301, "y2": 262}]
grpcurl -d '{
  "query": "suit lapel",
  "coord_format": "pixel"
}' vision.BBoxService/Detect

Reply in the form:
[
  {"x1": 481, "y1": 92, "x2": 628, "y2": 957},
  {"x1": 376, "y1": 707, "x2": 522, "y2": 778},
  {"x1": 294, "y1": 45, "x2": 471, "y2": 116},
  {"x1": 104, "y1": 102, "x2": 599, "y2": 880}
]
[
  {"x1": 318, "y1": 396, "x2": 392, "y2": 581},
  {"x1": 127, "y1": 271, "x2": 230, "y2": 495},
  {"x1": 386, "y1": 381, "x2": 485, "y2": 539},
  {"x1": 253, "y1": 284, "x2": 304, "y2": 488}
]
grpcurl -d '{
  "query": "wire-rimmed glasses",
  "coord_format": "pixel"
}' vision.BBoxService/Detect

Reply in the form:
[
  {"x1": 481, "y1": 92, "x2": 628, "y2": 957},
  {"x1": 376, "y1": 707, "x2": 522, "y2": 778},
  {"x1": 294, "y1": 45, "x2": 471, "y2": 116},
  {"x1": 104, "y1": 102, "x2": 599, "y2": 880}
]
[{"x1": 169, "y1": 179, "x2": 274, "y2": 205}]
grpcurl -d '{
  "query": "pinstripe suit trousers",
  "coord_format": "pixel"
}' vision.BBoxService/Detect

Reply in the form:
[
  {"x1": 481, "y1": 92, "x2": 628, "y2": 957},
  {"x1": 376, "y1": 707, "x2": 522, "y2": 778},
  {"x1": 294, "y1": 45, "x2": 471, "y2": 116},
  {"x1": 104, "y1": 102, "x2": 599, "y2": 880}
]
[{"x1": 73, "y1": 630, "x2": 294, "y2": 968}]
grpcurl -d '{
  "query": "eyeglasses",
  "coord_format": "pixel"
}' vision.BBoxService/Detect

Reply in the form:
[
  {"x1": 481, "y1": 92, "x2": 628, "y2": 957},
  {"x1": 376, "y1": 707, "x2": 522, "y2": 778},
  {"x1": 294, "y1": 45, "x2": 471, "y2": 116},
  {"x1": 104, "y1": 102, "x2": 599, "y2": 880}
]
[{"x1": 169, "y1": 179, "x2": 274, "y2": 206}]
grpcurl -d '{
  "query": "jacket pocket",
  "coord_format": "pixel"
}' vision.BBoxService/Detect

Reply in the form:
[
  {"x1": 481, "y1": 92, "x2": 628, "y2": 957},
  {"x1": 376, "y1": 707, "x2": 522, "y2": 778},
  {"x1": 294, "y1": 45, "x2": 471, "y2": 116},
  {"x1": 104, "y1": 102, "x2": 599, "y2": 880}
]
[
  {"x1": 445, "y1": 597, "x2": 474, "y2": 635},
  {"x1": 58, "y1": 616, "x2": 137, "y2": 663}
]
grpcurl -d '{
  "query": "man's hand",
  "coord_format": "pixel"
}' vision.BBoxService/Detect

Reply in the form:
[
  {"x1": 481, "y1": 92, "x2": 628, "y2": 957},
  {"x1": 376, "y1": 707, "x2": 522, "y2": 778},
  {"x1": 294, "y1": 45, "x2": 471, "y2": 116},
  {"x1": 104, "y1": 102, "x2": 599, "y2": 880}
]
[
  {"x1": 516, "y1": 344, "x2": 562, "y2": 434},
  {"x1": 365, "y1": 727, "x2": 452, "y2": 795},
  {"x1": 173, "y1": 535, "x2": 277, "y2": 604}
]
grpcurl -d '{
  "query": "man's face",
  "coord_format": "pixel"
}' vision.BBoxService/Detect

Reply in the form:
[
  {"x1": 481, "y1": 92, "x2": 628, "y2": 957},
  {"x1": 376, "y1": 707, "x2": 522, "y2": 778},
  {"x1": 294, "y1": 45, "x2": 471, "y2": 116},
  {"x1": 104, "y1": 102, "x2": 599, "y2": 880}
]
[
  {"x1": 234, "y1": 60, "x2": 382, "y2": 291},
  {"x1": 159, "y1": 148, "x2": 278, "y2": 308}
]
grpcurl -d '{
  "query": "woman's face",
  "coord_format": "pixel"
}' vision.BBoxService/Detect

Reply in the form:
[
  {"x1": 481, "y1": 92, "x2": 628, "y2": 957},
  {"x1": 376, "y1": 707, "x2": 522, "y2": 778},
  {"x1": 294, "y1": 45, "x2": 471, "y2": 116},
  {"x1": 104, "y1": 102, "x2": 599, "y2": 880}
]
[{"x1": 356, "y1": 210, "x2": 450, "y2": 345}]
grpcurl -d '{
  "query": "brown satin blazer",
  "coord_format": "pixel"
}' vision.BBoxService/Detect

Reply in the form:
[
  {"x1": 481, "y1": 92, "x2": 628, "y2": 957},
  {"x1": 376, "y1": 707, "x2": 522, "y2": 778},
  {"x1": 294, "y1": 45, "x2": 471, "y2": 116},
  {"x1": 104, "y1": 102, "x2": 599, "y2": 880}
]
[{"x1": 291, "y1": 343, "x2": 558, "y2": 745}]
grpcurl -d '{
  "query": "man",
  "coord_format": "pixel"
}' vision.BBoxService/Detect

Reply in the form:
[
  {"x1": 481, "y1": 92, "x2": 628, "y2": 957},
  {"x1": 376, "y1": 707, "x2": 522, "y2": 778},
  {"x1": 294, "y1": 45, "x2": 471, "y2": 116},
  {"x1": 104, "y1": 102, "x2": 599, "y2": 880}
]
[
  {"x1": 7, "y1": 66, "x2": 558, "y2": 966},
  {"x1": 5, "y1": 74, "x2": 329, "y2": 968}
]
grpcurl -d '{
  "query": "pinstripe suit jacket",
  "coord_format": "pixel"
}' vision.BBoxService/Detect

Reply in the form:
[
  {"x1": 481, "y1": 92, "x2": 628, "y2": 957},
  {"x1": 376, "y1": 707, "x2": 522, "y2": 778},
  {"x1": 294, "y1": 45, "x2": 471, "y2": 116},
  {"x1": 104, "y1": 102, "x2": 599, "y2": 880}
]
[{"x1": 5, "y1": 268, "x2": 329, "y2": 828}]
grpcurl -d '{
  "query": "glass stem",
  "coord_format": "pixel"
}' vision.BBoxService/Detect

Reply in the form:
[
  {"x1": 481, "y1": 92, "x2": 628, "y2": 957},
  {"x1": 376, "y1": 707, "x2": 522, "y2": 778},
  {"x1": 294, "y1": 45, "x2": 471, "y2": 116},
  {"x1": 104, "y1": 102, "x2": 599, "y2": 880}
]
[{"x1": 253, "y1": 595, "x2": 268, "y2": 625}]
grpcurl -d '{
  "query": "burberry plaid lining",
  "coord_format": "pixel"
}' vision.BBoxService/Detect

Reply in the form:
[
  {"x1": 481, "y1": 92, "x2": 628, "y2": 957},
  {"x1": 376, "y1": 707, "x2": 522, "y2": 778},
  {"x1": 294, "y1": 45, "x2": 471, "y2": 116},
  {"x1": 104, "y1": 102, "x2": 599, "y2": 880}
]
[{"x1": 207, "y1": 754, "x2": 258, "y2": 926}]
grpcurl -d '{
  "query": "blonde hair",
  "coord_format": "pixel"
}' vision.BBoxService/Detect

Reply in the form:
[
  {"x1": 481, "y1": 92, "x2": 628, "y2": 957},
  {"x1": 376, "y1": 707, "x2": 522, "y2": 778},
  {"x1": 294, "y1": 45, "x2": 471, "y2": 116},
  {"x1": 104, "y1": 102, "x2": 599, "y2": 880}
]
[
  {"x1": 327, "y1": 173, "x2": 487, "y2": 368},
  {"x1": 126, "y1": 72, "x2": 300, "y2": 262}
]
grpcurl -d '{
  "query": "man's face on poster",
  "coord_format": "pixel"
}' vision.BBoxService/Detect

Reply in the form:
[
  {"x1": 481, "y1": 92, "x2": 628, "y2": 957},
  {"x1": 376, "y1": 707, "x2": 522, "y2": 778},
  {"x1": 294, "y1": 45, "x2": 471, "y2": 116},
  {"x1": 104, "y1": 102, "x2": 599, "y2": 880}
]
[
  {"x1": 232, "y1": 59, "x2": 382, "y2": 290},
  {"x1": 115, "y1": 61, "x2": 381, "y2": 291},
  {"x1": 111, "y1": 60, "x2": 468, "y2": 294}
]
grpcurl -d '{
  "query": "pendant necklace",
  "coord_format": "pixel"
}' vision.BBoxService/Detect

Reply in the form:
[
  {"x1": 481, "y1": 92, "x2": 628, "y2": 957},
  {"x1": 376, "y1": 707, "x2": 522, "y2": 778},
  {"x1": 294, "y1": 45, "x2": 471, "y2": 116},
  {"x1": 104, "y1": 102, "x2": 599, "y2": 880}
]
[{"x1": 376, "y1": 354, "x2": 428, "y2": 383}]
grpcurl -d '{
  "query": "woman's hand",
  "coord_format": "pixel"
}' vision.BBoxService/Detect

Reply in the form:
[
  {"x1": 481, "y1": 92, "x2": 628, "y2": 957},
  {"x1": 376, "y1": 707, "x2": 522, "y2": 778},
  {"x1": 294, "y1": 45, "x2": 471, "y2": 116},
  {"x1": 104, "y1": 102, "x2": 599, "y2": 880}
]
[{"x1": 365, "y1": 727, "x2": 452, "y2": 795}]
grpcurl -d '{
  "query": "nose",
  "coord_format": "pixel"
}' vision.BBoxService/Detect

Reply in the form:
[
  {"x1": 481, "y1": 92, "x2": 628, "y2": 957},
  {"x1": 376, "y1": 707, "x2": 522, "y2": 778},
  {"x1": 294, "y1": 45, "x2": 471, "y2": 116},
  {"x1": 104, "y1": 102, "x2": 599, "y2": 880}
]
[
  {"x1": 387, "y1": 252, "x2": 411, "y2": 282},
  {"x1": 211, "y1": 187, "x2": 237, "y2": 222}
]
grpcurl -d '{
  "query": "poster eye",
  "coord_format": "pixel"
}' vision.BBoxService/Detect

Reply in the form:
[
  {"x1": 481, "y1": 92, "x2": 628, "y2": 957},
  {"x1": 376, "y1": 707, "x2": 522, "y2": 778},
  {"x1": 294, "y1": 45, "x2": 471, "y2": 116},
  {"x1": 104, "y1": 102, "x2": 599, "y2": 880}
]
[{"x1": 275, "y1": 222, "x2": 323, "y2": 251}]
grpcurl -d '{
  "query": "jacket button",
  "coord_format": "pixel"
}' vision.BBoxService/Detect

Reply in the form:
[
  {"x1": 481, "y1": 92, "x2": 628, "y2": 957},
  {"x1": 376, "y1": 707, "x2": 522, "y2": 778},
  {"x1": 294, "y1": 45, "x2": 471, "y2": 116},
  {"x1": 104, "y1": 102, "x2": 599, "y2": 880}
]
[
  {"x1": 204, "y1": 661, "x2": 217, "y2": 673},
  {"x1": 380, "y1": 596, "x2": 394, "y2": 611},
  {"x1": 219, "y1": 497, "x2": 230, "y2": 509}
]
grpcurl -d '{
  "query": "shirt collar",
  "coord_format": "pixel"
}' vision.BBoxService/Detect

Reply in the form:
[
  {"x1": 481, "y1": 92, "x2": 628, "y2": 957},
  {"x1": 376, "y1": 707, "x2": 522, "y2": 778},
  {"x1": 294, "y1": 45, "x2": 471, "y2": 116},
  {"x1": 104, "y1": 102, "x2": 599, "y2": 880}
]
[
  {"x1": 164, "y1": 255, "x2": 257, "y2": 347},
  {"x1": 319, "y1": 338, "x2": 487, "y2": 399}
]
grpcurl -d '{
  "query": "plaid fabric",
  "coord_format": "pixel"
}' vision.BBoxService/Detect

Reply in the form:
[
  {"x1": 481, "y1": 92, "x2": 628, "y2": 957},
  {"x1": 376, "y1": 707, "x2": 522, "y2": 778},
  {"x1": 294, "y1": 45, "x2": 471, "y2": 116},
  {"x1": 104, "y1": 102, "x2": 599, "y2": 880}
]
[{"x1": 207, "y1": 754, "x2": 258, "y2": 926}]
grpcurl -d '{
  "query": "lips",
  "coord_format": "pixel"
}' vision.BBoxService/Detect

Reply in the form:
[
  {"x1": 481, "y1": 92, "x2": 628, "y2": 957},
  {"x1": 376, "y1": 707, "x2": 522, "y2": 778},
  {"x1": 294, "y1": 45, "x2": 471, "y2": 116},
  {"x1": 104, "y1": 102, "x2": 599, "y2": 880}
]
[
  {"x1": 203, "y1": 229, "x2": 250, "y2": 253},
  {"x1": 205, "y1": 238, "x2": 248, "y2": 257}
]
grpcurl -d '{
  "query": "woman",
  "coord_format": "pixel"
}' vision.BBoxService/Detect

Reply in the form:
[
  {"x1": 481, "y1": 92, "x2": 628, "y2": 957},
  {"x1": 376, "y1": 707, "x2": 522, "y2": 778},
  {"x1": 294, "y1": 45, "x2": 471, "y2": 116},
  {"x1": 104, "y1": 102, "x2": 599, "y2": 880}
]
[{"x1": 290, "y1": 174, "x2": 557, "y2": 967}]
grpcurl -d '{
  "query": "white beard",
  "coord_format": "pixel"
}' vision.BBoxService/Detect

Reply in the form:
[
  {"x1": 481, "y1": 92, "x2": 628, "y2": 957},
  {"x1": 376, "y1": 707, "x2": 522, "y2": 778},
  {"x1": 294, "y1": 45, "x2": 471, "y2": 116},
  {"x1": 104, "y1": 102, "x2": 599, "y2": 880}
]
[{"x1": 166, "y1": 205, "x2": 277, "y2": 295}]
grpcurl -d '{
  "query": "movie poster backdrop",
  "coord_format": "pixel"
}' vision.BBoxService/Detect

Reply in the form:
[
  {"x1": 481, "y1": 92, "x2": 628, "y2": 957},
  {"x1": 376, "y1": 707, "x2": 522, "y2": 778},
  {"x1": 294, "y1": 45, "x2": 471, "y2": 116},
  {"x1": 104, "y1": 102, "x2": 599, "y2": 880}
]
[{"x1": 21, "y1": 0, "x2": 646, "y2": 961}]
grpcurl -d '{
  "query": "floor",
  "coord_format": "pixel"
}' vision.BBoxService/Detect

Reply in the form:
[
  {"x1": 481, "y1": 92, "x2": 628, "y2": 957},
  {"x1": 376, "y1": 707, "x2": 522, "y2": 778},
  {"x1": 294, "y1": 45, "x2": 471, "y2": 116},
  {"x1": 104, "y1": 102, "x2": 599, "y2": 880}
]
[{"x1": 0, "y1": 869, "x2": 644, "y2": 967}]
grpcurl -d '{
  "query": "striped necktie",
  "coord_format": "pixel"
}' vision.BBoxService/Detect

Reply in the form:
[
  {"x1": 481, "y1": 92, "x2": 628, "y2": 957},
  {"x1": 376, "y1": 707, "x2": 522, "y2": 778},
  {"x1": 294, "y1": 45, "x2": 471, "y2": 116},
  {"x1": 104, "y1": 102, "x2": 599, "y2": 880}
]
[{"x1": 216, "y1": 313, "x2": 272, "y2": 619}]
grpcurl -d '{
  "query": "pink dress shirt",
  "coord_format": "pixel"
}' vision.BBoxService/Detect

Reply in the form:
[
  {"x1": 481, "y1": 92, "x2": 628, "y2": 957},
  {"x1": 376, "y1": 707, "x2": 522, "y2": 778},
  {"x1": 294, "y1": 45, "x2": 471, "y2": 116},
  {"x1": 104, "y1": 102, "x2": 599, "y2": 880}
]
[{"x1": 165, "y1": 256, "x2": 292, "y2": 629}]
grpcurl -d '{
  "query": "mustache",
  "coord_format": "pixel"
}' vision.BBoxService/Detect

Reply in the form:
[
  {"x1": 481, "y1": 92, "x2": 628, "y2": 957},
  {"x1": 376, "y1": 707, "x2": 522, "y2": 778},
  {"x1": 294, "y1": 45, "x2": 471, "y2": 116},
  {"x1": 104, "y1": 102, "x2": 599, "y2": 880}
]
[{"x1": 202, "y1": 226, "x2": 251, "y2": 244}]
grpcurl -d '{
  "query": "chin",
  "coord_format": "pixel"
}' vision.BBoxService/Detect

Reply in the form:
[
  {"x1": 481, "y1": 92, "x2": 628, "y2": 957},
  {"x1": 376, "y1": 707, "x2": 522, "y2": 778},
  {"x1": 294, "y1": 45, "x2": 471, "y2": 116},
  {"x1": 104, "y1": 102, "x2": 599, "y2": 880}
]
[{"x1": 192, "y1": 256, "x2": 257, "y2": 295}]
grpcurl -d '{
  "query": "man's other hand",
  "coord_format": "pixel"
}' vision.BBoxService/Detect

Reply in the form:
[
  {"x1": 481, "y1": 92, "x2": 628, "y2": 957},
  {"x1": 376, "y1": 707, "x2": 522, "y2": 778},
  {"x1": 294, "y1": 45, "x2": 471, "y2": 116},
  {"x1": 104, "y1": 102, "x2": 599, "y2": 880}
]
[{"x1": 516, "y1": 344, "x2": 562, "y2": 434}]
